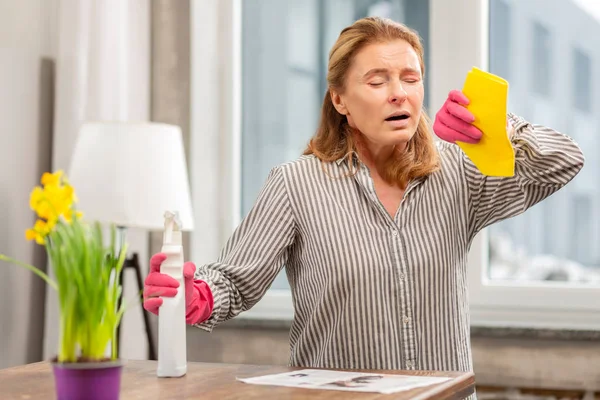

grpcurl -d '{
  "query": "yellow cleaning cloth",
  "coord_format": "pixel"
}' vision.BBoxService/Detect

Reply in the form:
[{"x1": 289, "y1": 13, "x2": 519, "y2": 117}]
[{"x1": 458, "y1": 67, "x2": 515, "y2": 177}]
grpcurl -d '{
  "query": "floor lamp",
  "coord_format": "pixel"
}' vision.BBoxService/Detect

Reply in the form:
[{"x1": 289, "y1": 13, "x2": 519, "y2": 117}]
[
  {"x1": 116, "y1": 249, "x2": 156, "y2": 359},
  {"x1": 67, "y1": 121, "x2": 195, "y2": 360}
]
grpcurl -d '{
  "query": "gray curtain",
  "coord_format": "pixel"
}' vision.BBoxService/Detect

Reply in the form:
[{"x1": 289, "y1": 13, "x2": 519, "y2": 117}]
[{"x1": 0, "y1": 52, "x2": 54, "y2": 369}]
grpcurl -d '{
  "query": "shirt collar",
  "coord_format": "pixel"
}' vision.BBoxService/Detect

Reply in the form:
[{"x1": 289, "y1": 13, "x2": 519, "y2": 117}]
[
  {"x1": 335, "y1": 151, "x2": 360, "y2": 166},
  {"x1": 334, "y1": 152, "x2": 429, "y2": 189}
]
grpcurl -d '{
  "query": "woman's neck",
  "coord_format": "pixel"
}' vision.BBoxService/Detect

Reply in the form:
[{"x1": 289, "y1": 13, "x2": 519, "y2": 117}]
[{"x1": 353, "y1": 132, "x2": 407, "y2": 184}]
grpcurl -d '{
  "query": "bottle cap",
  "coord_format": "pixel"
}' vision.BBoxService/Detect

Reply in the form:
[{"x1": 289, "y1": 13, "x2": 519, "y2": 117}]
[{"x1": 163, "y1": 210, "x2": 182, "y2": 245}]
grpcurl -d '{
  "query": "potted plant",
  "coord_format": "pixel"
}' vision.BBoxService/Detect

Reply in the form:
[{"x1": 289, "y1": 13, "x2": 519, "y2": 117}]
[{"x1": 0, "y1": 170, "x2": 129, "y2": 400}]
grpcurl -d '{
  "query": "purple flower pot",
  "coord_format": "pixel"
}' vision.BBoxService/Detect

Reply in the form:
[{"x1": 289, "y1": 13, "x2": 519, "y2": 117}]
[{"x1": 51, "y1": 359, "x2": 125, "y2": 400}]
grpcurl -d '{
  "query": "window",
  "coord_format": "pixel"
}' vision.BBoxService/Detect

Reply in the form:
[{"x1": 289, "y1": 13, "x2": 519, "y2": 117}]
[
  {"x1": 531, "y1": 21, "x2": 552, "y2": 97},
  {"x1": 489, "y1": 0, "x2": 511, "y2": 80},
  {"x1": 190, "y1": 0, "x2": 600, "y2": 328},
  {"x1": 570, "y1": 194, "x2": 593, "y2": 265},
  {"x1": 463, "y1": 0, "x2": 600, "y2": 329},
  {"x1": 240, "y1": 0, "x2": 430, "y2": 292},
  {"x1": 487, "y1": 0, "x2": 599, "y2": 286},
  {"x1": 573, "y1": 48, "x2": 592, "y2": 113}
]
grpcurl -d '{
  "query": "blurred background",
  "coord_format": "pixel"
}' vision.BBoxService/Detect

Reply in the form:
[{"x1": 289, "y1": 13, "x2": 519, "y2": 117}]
[{"x1": 1, "y1": 0, "x2": 599, "y2": 399}]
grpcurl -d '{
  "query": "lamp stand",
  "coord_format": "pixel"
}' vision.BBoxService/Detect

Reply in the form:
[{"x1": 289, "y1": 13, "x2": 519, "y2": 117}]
[{"x1": 116, "y1": 253, "x2": 158, "y2": 361}]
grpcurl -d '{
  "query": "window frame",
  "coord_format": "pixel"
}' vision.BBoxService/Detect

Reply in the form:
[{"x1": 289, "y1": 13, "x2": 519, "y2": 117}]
[{"x1": 190, "y1": 0, "x2": 600, "y2": 328}]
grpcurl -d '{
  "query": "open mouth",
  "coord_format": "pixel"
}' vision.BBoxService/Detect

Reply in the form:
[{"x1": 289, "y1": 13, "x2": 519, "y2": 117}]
[{"x1": 385, "y1": 114, "x2": 410, "y2": 121}]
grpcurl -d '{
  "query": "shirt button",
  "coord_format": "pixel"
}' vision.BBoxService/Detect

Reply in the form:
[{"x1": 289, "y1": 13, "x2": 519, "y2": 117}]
[
  {"x1": 392, "y1": 230, "x2": 398, "y2": 237},
  {"x1": 406, "y1": 360, "x2": 414, "y2": 368},
  {"x1": 403, "y1": 316, "x2": 411, "y2": 324},
  {"x1": 400, "y1": 273, "x2": 405, "y2": 280}
]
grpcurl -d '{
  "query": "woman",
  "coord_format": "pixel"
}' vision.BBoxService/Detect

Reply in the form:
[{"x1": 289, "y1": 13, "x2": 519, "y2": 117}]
[{"x1": 143, "y1": 17, "x2": 583, "y2": 375}]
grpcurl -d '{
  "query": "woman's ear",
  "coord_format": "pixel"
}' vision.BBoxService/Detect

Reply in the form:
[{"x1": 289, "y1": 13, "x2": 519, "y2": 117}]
[{"x1": 330, "y1": 89, "x2": 348, "y2": 115}]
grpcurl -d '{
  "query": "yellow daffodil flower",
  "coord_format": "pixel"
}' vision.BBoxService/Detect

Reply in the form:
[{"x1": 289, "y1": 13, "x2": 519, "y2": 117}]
[
  {"x1": 25, "y1": 170, "x2": 81, "y2": 244},
  {"x1": 41, "y1": 170, "x2": 63, "y2": 186},
  {"x1": 25, "y1": 220, "x2": 52, "y2": 245}
]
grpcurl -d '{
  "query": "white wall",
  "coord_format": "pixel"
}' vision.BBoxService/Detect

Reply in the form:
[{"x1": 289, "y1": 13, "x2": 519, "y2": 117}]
[
  {"x1": 0, "y1": 0, "x2": 58, "y2": 369},
  {"x1": 0, "y1": 0, "x2": 152, "y2": 368}
]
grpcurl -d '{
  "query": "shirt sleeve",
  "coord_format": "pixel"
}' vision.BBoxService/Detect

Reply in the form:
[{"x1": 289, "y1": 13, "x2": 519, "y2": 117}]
[
  {"x1": 465, "y1": 112, "x2": 585, "y2": 238},
  {"x1": 192, "y1": 166, "x2": 297, "y2": 331}
]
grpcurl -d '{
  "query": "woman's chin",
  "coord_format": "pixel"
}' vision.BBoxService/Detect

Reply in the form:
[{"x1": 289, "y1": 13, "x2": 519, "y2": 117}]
[{"x1": 388, "y1": 129, "x2": 416, "y2": 144}]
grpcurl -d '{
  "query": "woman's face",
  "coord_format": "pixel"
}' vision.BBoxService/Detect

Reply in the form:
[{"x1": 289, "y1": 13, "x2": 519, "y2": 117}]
[{"x1": 331, "y1": 39, "x2": 424, "y2": 156}]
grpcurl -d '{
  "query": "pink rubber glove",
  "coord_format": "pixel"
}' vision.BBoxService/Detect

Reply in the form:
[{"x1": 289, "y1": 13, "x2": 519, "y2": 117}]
[
  {"x1": 143, "y1": 253, "x2": 214, "y2": 325},
  {"x1": 433, "y1": 90, "x2": 483, "y2": 144}
]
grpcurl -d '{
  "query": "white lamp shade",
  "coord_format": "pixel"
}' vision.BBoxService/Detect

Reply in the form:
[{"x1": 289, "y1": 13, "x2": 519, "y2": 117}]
[{"x1": 68, "y1": 122, "x2": 194, "y2": 231}]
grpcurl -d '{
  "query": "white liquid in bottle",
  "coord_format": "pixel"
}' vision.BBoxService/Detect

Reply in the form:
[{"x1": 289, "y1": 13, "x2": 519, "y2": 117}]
[{"x1": 157, "y1": 210, "x2": 187, "y2": 377}]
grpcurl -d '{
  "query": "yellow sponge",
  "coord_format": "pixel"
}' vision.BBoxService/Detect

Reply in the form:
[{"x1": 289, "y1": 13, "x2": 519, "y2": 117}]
[{"x1": 457, "y1": 67, "x2": 515, "y2": 177}]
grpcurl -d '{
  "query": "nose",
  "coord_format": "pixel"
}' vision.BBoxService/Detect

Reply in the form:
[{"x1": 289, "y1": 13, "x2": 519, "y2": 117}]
[{"x1": 388, "y1": 82, "x2": 408, "y2": 104}]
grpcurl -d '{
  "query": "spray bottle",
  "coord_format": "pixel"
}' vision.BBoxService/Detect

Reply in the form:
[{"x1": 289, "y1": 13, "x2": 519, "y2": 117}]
[{"x1": 157, "y1": 210, "x2": 187, "y2": 377}]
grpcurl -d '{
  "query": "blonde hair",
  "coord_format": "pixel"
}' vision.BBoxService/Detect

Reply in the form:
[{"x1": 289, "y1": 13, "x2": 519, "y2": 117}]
[{"x1": 303, "y1": 17, "x2": 439, "y2": 187}]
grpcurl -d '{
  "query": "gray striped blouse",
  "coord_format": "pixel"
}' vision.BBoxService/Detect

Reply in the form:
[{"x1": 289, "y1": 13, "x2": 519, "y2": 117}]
[{"x1": 194, "y1": 113, "x2": 584, "y2": 374}]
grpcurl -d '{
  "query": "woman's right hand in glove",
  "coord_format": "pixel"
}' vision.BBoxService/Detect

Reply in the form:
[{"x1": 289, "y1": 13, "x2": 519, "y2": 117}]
[{"x1": 143, "y1": 253, "x2": 214, "y2": 325}]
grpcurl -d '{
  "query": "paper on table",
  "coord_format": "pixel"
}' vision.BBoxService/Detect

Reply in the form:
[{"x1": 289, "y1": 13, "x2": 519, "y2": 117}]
[
  {"x1": 458, "y1": 67, "x2": 515, "y2": 177},
  {"x1": 236, "y1": 369, "x2": 451, "y2": 394}
]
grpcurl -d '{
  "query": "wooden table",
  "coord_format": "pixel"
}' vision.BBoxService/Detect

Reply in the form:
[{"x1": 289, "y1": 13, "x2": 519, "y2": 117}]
[{"x1": 0, "y1": 360, "x2": 475, "y2": 399}]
